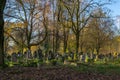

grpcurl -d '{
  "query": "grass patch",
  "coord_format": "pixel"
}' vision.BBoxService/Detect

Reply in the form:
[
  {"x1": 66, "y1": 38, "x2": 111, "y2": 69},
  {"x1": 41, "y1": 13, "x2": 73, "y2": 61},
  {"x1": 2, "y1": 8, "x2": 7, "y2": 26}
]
[{"x1": 67, "y1": 62, "x2": 120, "y2": 75}]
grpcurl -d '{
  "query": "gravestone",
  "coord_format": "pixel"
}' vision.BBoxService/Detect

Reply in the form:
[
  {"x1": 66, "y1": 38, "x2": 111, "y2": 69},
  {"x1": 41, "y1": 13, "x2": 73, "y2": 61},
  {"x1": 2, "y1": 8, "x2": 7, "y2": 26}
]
[
  {"x1": 70, "y1": 51, "x2": 74, "y2": 60},
  {"x1": 98, "y1": 54, "x2": 104, "y2": 59},
  {"x1": 118, "y1": 53, "x2": 120, "y2": 59},
  {"x1": 78, "y1": 52, "x2": 83, "y2": 60},
  {"x1": 6, "y1": 54, "x2": 11, "y2": 61},
  {"x1": 27, "y1": 49, "x2": 32, "y2": 59},
  {"x1": 56, "y1": 53, "x2": 65, "y2": 62},
  {"x1": 23, "y1": 51, "x2": 27, "y2": 59},
  {"x1": 33, "y1": 51, "x2": 37, "y2": 58},
  {"x1": 55, "y1": 52, "x2": 59, "y2": 60},
  {"x1": 11, "y1": 52, "x2": 17, "y2": 62},
  {"x1": 48, "y1": 50, "x2": 54, "y2": 60},
  {"x1": 37, "y1": 48, "x2": 43, "y2": 60},
  {"x1": 44, "y1": 52, "x2": 48, "y2": 60},
  {"x1": 64, "y1": 53, "x2": 69, "y2": 60},
  {"x1": 17, "y1": 51, "x2": 23, "y2": 58},
  {"x1": 80, "y1": 54, "x2": 86, "y2": 62}
]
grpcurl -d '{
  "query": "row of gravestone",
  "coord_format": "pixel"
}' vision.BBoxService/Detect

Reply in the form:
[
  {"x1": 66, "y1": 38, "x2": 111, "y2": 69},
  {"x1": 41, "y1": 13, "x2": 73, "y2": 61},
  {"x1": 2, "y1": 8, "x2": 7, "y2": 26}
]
[
  {"x1": 6, "y1": 49, "x2": 120, "y2": 62},
  {"x1": 6, "y1": 49, "x2": 63, "y2": 62}
]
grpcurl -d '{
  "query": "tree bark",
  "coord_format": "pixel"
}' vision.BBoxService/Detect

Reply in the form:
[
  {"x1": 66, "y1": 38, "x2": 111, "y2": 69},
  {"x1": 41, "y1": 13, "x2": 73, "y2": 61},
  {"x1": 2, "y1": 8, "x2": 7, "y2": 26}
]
[
  {"x1": 0, "y1": 0, "x2": 6, "y2": 66},
  {"x1": 53, "y1": 29, "x2": 55, "y2": 53},
  {"x1": 63, "y1": 27, "x2": 67, "y2": 53},
  {"x1": 75, "y1": 32, "x2": 80, "y2": 54}
]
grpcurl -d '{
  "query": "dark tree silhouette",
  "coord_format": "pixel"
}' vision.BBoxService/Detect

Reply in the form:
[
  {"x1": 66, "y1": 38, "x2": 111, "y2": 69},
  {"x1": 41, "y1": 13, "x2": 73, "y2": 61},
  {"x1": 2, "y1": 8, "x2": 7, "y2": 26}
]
[{"x1": 0, "y1": 0, "x2": 6, "y2": 66}]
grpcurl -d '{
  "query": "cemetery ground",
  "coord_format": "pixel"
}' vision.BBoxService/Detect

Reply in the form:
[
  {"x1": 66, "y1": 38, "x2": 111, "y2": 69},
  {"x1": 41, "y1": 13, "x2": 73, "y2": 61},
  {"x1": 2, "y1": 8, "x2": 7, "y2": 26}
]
[{"x1": 0, "y1": 59, "x2": 120, "y2": 80}]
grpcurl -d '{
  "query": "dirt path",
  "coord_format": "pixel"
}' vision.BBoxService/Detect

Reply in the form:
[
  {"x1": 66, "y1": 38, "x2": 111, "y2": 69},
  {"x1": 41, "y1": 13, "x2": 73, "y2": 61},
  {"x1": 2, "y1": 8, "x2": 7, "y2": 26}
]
[{"x1": 0, "y1": 66, "x2": 119, "y2": 80}]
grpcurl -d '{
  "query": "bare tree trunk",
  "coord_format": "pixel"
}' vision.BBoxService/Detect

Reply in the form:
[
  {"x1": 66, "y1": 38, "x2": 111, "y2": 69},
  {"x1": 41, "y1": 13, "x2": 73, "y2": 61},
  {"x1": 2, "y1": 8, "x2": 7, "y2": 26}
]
[
  {"x1": 53, "y1": 29, "x2": 55, "y2": 53},
  {"x1": 0, "y1": 0, "x2": 6, "y2": 66},
  {"x1": 55, "y1": 29, "x2": 59, "y2": 53},
  {"x1": 63, "y1": 27, "x2": 69, "y2": 54},
  {"x1": 80, "y1": 43, "x2": 83, "y2": 52},
  {"x1": 63, "y1": 27, "x2": 67, "y2": 53},
  {"x1": 75, "y1": 32, "x2": 80, "y2": 55},
  {"x1": 96, "y1": 47, "x2": 100, "y2": 55}
]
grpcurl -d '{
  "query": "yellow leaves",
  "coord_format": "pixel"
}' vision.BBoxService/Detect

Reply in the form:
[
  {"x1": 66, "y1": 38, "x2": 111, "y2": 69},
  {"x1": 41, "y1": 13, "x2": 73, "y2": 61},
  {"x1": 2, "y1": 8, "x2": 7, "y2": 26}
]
[
  {"x1": 24, "y1": 20, "x2": 28, "y2": 27},
  {"x1": 31, "y1": 46, "x2": 38, "y2": 53},
  {"x1": 116, "y1": 37, "x2": 120, "y2": 42},
  {"x1": 113, "y1": 36, "x2": 120, "y2": 43},
  {"x1": 23, "y1": 46, "x2": 38, "y2": 54},
  {"x1": 4, "y1": 22, "x2": 26, "y2": 39},
  {"x1": 4, "y1": 27, "x2": 12, "y2": 34},
  {"x1": 113, "y1": 52, "x2": 118, "y2": 57},
  {"x1": 5, "y1": 22, "x2": 25, "y2": 30}
]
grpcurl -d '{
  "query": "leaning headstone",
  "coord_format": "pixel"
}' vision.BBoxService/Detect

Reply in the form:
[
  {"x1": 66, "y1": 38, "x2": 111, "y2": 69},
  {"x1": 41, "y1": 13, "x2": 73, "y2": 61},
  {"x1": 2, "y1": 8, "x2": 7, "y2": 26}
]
[{"x1": 11, "y1": 52, "x2": 17, "y2": 62}]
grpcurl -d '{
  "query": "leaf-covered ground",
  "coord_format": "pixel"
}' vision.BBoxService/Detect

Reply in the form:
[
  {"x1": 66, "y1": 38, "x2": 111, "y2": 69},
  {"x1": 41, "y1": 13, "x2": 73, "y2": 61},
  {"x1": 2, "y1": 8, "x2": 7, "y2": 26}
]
[{"x1": 0, "y1": 66, "x2": 120, "y2": 80}]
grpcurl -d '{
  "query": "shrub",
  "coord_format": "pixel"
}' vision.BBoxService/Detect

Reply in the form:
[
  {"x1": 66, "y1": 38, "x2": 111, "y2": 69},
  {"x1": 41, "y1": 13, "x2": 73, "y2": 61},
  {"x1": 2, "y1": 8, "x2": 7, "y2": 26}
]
[
  {"x1": 27, "y1": 61, "x2": 37, "y2": 67},
  {"x1": 50, "y1": 59, "x2": 57, "y2": 66},
  {"x1": 87, "y1": 59, "x2": 94, "y2": 64}
]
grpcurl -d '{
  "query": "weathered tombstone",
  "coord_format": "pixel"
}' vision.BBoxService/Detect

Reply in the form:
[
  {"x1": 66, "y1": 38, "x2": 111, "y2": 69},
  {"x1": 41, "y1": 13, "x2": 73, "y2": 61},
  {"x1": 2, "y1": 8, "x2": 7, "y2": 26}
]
[
  {"x1": 98, "y1": 54, "x2": 104, "y2": 59},
  {"x1": 27, "y1": 49, "x2": 32, "y2": 59},
  {"x1": 87, "y1": 53, "x2": 91, "y2": 59},
  {"x1": 17, "y1": 51, "x2": 23, "y2": 63},
  {"x1": 48, "y1": 50, "x2": 54, "y2": 60},
  {"x1": 81, "y1": 53, "x2": 86, "y2": 62},
  {"x1": 17, "y1": 51, "x2": 23, "y2": 58},
  {"x1": 6, "y1": 54, "x2": 11, "y2": 61},
  {"x1": 11, "y1": 52, "x2": 17, "y2": 62},
  {"x1": 94, "y1": 54, "x2": 99, "y2": 61},
  {"x1": 78, "y1": 52, "x2": 83, "y2": 60},
  {"x1": 55, "y1": 52, "x2": 59, "y2": 60},
  {"x1": 70, "y1": 51, "x2": 74, "y2": 60},
  {"x1": 118, "y1": 53, "x2": 120, "y2": 59},
  {"x1": 37, "y1": 48, "x2": 43, "y2": 60},
  {"x1": 85, "y1": 53, "x2": 89, "y2": 62},
  {"x1": 61, "y1": 55, "x2": 65, "y2": 62},
  {"x1": 33, "y1": 51, "x2": 37, "y2": 58},
  {"x1": 23, "y1": 51, "x2": 27, "y2": 59},
  {"x1": 44, "y1": 52, "x2": 48, "y2": 60},
  {"x1": 64, "y1": 53, "x2": 68, "y2": 60},
  {"x1": 56, "y1": 53, "x2": 65, "y2": 62},
  {"x1": 93, "y1": 54, "x2": 96, "y2": 59}
]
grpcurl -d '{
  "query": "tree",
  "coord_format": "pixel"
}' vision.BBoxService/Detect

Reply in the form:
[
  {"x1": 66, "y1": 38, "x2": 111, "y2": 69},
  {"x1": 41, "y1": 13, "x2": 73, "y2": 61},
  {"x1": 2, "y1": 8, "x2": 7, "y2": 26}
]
[
  {"x1": 61, "y1": 0, "x2": 94, "y2": 54},
  {"x1": 0, "y1": 0, "x2": 6, "y2": 66},
  {"x1": 62, "y1": 0, "x2": 112, "y2": 55},
  {"x1": 4, "y1": 0, "x2": 50, "y2": 50},
  {"x1": 87, "y1": 9, "x2": 114, "y2": 54}
]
